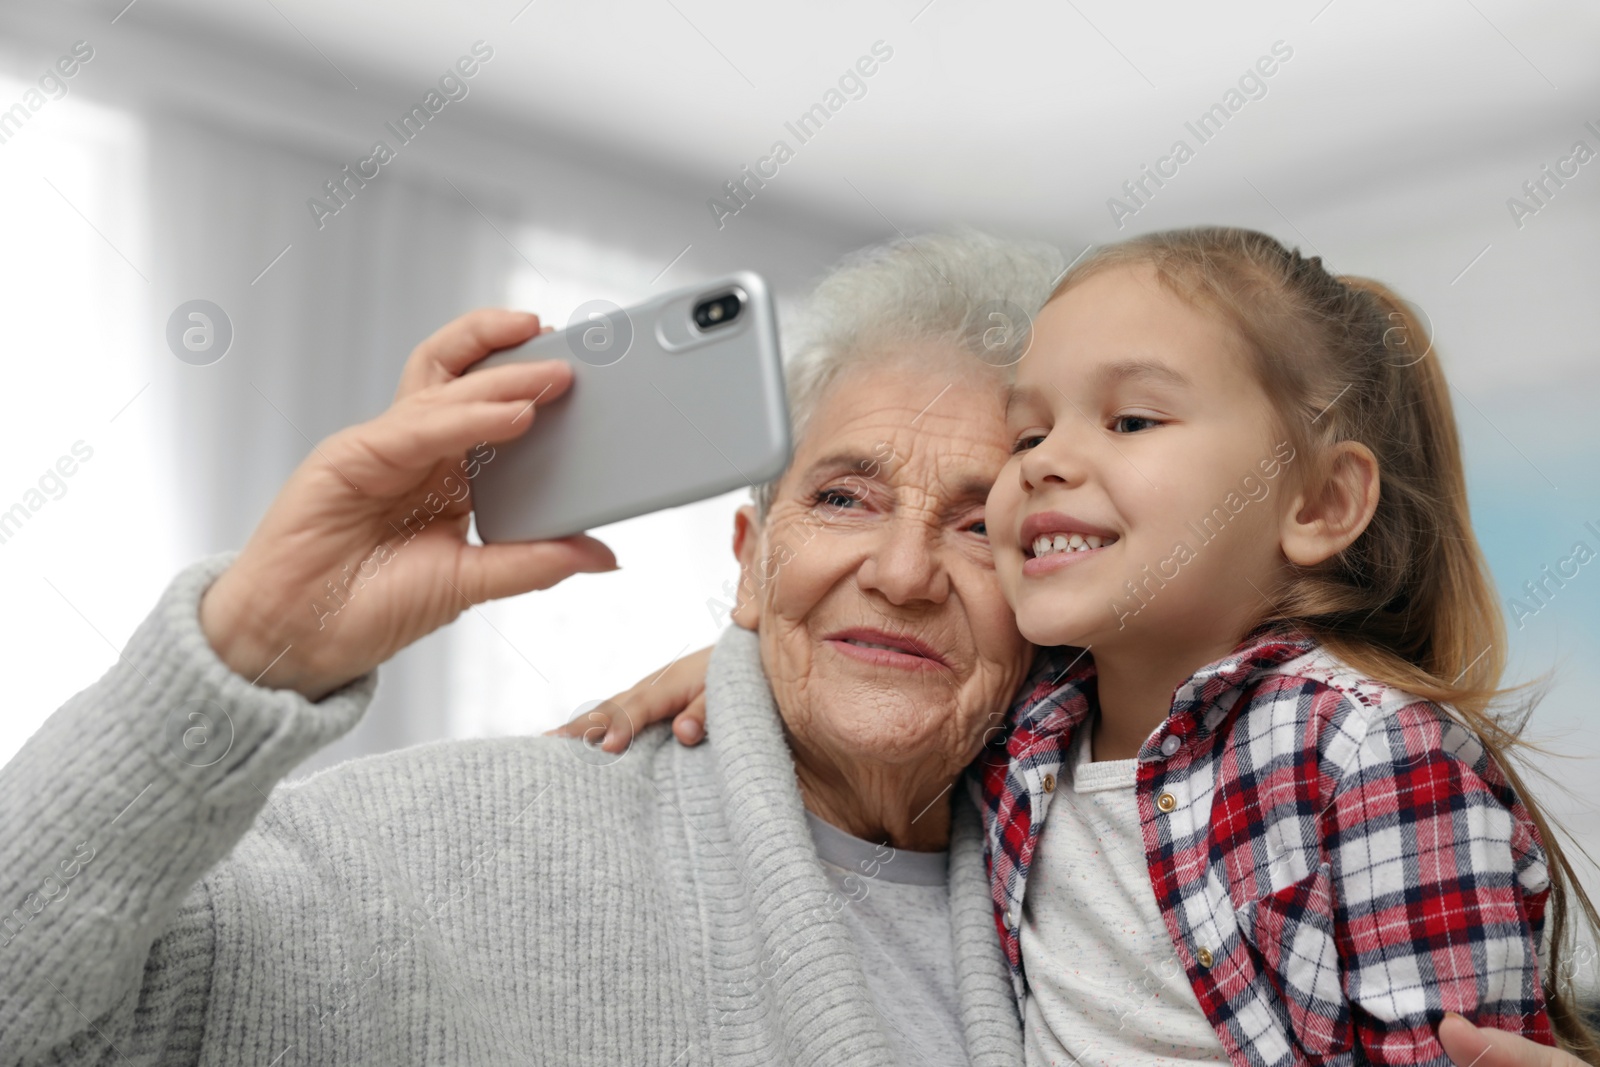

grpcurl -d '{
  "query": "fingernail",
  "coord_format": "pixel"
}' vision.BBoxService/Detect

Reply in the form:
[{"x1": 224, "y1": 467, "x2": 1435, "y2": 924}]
[{"x1": 680, "y1": 720, "x2": 703, "y2": 743}]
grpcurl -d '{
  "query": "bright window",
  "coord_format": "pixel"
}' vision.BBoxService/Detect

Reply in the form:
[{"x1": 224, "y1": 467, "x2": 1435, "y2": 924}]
[{"x1": 0, "y1": 78, "x2": 184, "y2": 765}]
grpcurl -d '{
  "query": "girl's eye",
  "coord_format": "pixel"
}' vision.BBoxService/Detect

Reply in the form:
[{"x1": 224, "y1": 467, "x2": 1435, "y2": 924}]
[
  {"x1": 1112, "y1": 415, "x2": 1160, "y2": 434},
  {"x1": 1011, "y1": 434, "x2": 1046, "y2": 454},
  {"x1": 813, "y1": 487, "x2": 860, "y2": 510}
]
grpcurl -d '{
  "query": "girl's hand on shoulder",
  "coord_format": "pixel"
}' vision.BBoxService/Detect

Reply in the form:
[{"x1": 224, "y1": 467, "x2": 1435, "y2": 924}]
[
  {"x1": 1438, "y1": 1013, "x2": 1587, "y2": 1067},
  {"x1": 548, "y1": 646, "x2": 711, "y2": 753}
]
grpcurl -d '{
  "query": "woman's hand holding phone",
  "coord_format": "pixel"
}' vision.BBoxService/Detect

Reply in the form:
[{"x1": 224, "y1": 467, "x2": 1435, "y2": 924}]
[{"x1": 199, "y1": 309, "x2": 618, "y2": 701}]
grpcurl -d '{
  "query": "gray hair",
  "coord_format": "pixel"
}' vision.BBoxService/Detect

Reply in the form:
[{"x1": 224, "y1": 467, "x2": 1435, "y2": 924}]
[{"x1": 753, "y1": 230, "x2": 1066, "y2": 517}]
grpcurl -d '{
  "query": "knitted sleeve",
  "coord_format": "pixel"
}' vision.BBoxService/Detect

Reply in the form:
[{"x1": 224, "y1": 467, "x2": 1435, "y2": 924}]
[{"x1": 0, "y1": 556, "x2": 374, "y2": 1064}]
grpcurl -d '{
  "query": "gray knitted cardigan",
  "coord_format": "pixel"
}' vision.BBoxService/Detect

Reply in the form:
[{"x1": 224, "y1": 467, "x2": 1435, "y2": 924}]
[{"x1": 0, "y1": 556, "x2": 1022, "y2": 1065}]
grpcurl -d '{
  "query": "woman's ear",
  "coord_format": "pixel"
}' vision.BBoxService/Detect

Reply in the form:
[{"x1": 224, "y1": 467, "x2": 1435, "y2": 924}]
[
  {"x1": 1280, "y1": 441, "x2": 1380, "y2": 567},
  {"x1": 730, "y1": 505, "x2": 761, "y2": 630}
]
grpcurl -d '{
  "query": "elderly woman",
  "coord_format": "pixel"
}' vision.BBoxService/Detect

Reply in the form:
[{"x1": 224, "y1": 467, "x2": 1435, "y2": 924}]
[{"x1": 0, "y1": 234, "x2": 1060, "y2": 1066}]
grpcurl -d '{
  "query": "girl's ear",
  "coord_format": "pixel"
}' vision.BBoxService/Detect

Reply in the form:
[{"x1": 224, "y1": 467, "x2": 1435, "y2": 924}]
[
  {"x1": 730, "y1": 505, "x2": 761, "y2": 630},
  {"x1": 1280, "y1": 441, "x2": 1381, "y2": 567}
]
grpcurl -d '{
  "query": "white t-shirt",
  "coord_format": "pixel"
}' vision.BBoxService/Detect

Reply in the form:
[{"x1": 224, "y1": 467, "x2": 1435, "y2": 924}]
[
  {"x1": 1021, "y1": 732, "x2": 1226, "y2": 1067},
  {"x1": 806, "y1": 811, "x2": 970, "y2": 1067}
]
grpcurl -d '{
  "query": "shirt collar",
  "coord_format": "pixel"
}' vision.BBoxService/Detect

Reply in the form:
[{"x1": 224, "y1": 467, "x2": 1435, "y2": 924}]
[{"x1": 1003, "y1": 625, "x2": 1316, "y2": 749}]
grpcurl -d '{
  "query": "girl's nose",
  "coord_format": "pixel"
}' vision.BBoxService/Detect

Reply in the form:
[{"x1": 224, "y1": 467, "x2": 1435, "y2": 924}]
[{"x1": 1018, "y1": 427, "x2": 1088, "y2": 492}]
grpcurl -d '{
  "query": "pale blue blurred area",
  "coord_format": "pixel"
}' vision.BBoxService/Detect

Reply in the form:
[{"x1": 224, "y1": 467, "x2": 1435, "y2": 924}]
[
  {"x1": 1465, "y1": 394, "x2": 1600, "y2": 948},
  {"x1": 1466, "y1": 395, "x2": 1600, "y2": 713}
]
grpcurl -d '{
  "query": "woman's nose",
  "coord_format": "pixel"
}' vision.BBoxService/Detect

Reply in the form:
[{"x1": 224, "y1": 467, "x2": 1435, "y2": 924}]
[{"x1": 856, "y1": 514, "x2": 950, "y2": 606}]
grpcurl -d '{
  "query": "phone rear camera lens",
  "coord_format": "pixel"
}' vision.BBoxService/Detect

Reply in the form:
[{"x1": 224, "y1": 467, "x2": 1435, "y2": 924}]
[{"x1": 693, "y1": 290, "x2": 744, "y2": 331}]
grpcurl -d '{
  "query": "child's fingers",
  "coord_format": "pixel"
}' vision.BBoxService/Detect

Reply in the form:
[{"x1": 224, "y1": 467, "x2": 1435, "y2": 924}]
[
  {"x1": 604, "y1": 647, "x2": 714, "y2": 748},
  {"x1": 543, "y1": 698, "x2": 636, "y2": 753},
  {"x1": 544, "y1": 647, "x2": 713, "y2": 751},
  {"x1": 1437, "y1": 1013, "x2": 1566, "y2": 1067},
  {"x1": 672, "y1": 695, "x2": 707, "y2": 745},
  {"x1": 600, "y1": 703, "x2": 642, "y2": 753},
  {"x1": 545, "y1": 701, "x2": 628, "y2": 752}
]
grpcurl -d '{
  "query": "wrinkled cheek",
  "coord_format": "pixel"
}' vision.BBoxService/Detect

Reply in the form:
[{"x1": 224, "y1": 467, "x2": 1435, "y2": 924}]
[
  {"x1": 970, "y1": 593, "x2": 1028, "y2": 673},
  {"x1": 755, "y1": 522, "x2": 843, "y2": 619},
  {"x1": 757, "y1": 572, "x2": 814, "y2": 635},
  {"x1": 756, "y1": 613, "x2": 816, "y2": 700},
  {"x1": 985, "y1": 469, "x2": 1023, "y2": 544},
  {"x1": 943, "y1": 667, "x2": 1013, "y2": 764}
]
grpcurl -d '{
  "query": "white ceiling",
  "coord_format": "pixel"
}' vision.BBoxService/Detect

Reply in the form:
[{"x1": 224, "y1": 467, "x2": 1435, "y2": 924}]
[
  {"x1": 6, "y1": 0, "x2": 1597, "y2": 394},
  {"x1": 41, "y1": 0, "x2": 1600, "y2": 245}
]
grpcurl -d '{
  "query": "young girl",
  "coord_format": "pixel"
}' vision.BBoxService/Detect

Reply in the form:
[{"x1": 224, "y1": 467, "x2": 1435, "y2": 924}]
[
  {"x1": 977, "y1": 227, "x2": 1597, "y2": 1066},
  {"x1": 565, "y1": 227, "x2": 1599, "y2": 1067}
]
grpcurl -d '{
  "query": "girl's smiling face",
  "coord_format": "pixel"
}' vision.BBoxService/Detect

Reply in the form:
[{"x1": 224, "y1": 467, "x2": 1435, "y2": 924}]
[{"x1": 988, "y1": 263, "x2": 1300, "y2": 654}]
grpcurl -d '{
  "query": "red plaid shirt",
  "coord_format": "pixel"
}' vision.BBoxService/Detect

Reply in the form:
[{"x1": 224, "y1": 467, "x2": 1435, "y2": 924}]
[{"x1": 974, "y1": 628, "x2": 1554, "y2": 1066}]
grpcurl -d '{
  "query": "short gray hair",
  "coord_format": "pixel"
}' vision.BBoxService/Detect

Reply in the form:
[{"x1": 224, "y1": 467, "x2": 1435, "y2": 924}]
[{"x1": 753, "y1": 230, "x2": 1066, "y2": 517}]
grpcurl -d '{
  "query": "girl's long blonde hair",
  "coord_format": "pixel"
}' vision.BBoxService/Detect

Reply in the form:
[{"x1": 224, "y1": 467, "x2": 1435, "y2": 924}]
[{"x1": 1055, "y1": 226, "x2": 1598, "y2": 1059}]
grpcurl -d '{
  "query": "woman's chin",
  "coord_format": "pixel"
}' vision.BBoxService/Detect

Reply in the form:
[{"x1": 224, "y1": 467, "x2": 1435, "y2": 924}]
[{"x1": 805, "y1": 703, "x2": 964, "y2": 766}]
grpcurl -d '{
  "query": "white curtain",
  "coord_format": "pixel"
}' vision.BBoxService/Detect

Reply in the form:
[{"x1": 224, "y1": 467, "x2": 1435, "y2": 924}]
[
  {"x1": 0, "y1": 77, "x2": 172, "y2": 766},
  {"x1": 143, "y1": 110, "x2": 515, "y2": 775}
]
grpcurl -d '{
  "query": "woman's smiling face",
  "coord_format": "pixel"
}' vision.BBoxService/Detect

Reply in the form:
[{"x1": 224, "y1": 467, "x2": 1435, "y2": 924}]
[{"x1": 732, "y1": 352, "x2": 1031, "y2": 777}]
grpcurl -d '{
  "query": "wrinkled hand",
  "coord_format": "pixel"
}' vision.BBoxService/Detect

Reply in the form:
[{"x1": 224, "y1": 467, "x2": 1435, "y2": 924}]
[
  {"x1": 200, "y1": 309, "x2": 617, "y2": 701},
  {"x1": 1439, "y1": 1014, "x2": 1589, "y2": 1067},
  {"x1": 548, "y1": 645, "x2": 711, "y2": 752}
]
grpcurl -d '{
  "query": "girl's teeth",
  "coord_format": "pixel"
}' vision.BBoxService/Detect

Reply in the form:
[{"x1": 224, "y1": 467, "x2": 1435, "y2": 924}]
[{"x1": 1030, "y1": 533, "x2": 1118, "y2": 557}]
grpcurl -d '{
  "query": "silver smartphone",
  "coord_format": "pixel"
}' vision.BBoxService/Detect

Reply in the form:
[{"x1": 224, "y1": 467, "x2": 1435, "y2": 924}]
[{"x1": 469, "y1": 272, "x2": 790, "y2": 543}]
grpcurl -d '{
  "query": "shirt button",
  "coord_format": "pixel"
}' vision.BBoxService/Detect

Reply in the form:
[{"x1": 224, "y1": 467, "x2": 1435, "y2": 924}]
[
  {"x1": 1006, "y1": 906, "x2": 1020, "y2": 927},
  {"x1": 1196, "y1": 946, "x2": 1215, "y2": 969},
  {"x1": 1156, "y1": 791, "x2": 1177, "y2": 813},
  {"x1": 1042, "y1": 773, "x2": 1056, "y2": 794},
  {"x1": 1160, "y1": 734, "x2": 1181, "y2": 757}
]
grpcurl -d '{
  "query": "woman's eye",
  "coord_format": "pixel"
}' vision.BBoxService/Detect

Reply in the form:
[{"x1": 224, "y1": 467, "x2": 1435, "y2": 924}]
[
  {"x1": 814, "y1": 488, "x2": 860, "y2": 510},
  {"x1": 1112, "y1": 415, "x2": 1160, "y2": 434},
  {"x1": 968, "y1": 521, "x2": 987, "y2": 537}
]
